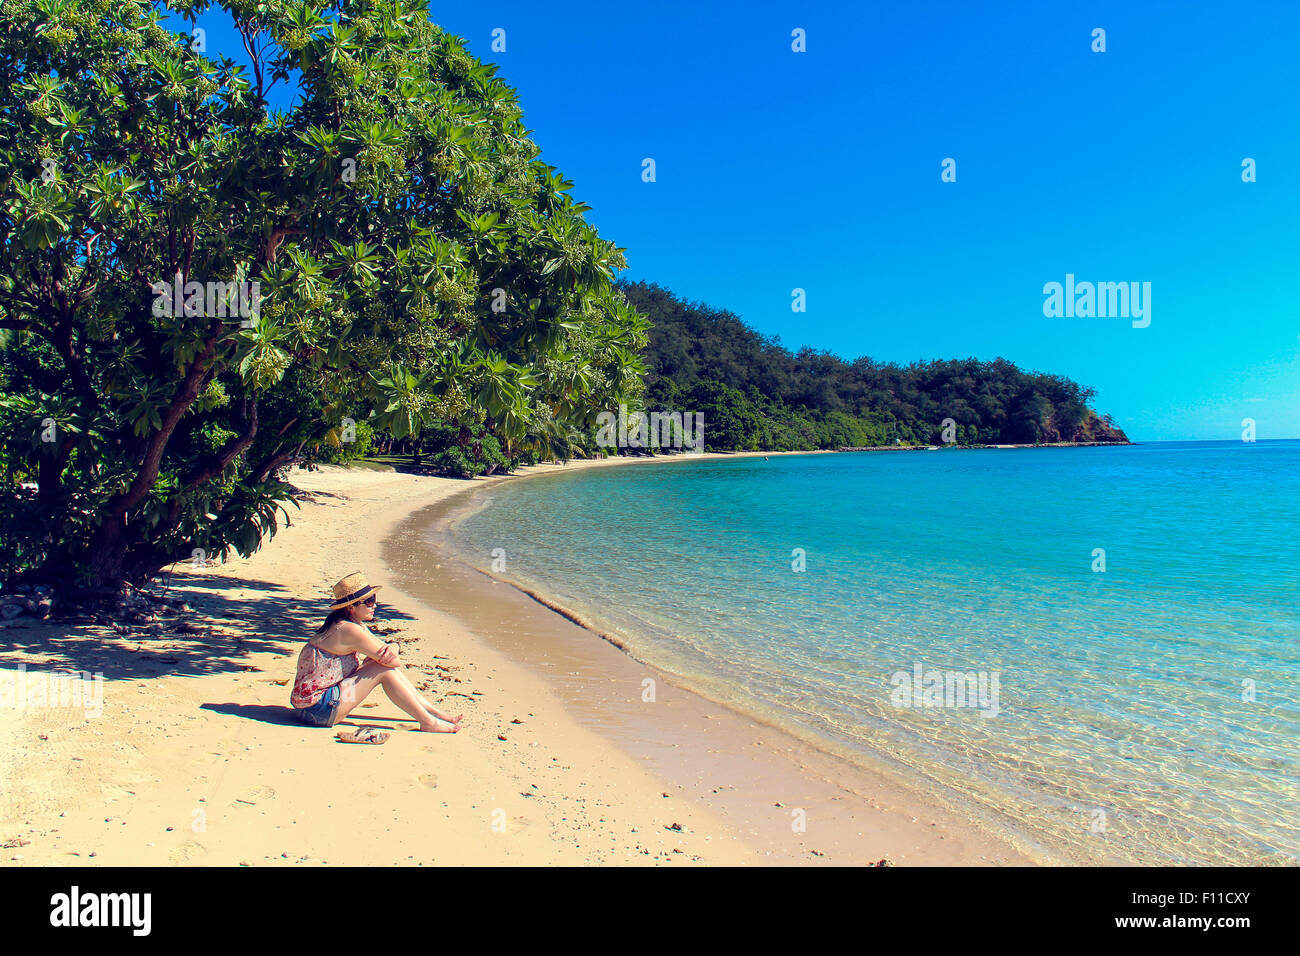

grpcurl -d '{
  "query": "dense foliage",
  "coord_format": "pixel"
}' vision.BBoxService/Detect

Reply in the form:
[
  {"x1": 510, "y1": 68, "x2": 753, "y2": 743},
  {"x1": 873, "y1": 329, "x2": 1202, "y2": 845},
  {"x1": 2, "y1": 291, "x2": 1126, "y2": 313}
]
[
  {"x1": 620, "y1": 280, "x2": 1129, "y2": 452},
  {"x1": 0, "y1": 0, "x2": 646, "y2": 591}
]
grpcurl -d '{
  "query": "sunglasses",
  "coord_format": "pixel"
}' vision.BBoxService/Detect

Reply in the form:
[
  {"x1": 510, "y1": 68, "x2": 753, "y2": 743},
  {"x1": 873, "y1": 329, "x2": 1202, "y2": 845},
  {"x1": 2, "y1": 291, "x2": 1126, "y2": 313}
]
[{"x1": 361, "y1": 595, "x2": 377, "y2": 607}]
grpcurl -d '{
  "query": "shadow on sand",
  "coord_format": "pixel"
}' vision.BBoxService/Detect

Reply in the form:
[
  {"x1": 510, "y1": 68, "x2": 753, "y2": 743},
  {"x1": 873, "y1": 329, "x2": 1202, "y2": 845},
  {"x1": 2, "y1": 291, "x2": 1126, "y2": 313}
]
[{"x1": 0, "y1": 569, "x2": 418, "y2": 688}]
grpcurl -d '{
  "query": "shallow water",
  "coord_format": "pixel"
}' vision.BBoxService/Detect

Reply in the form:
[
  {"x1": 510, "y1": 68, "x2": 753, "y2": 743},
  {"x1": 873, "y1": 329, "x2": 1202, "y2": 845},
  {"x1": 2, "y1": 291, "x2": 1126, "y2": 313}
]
[{"x1": 440, "y1": 443, "x2": 1300, "y2": 864}]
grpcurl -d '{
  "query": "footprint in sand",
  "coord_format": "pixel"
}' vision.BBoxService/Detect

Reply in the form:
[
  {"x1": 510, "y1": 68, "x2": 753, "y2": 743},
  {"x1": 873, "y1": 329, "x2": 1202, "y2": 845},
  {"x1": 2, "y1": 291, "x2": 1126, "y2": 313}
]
[
  {"x1": 101, "y1": 784, "x2": 135, "y2": 803},
  {"x1": 168, "y1": 839, "x2": 207, "y2": 863},
  {"x1": 418, "y1": 774, "x2": 438, "y2": 789},
  {"x1": 233, "y1": 784, "x2": 277, "y2": 806}
]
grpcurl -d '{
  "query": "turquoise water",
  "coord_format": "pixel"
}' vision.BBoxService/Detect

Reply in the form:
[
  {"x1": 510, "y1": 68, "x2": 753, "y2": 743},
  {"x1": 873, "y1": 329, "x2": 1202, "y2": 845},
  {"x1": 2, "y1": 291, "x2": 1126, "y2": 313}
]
[{"x1": 441, "y1": 442, "x2": 1300, "y2": 864}]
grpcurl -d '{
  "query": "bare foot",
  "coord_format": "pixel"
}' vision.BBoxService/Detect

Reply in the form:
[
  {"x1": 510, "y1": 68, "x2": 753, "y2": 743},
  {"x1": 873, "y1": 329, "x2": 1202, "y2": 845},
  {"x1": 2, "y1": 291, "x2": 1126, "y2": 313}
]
[{"x1": 418, "y1": 719, "x2": 460, "y2": 733}]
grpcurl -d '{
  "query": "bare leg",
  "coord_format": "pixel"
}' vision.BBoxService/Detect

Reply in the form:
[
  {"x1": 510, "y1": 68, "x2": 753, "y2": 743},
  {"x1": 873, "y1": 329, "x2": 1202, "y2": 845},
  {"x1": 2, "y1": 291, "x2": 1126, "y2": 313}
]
[
  {"x1": 380, "y1": 667, "x2": 462, "y2": 732},
  {"x1": 377, "y1": 664, "x2": 462, "y2": 724},
  {"x1": 334, "y1": 661, "x2": 387, "y2": 720},
  {"x1": 336, "y1": 662, "x2": 459, "y2": 732}
]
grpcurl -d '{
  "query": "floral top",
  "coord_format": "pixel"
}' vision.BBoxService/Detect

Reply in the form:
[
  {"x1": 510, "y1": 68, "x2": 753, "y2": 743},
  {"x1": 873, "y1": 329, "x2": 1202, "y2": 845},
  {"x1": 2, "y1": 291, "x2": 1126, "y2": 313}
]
[{"x1": 290, "y1": 638, "x2": 361, "y2": 709}]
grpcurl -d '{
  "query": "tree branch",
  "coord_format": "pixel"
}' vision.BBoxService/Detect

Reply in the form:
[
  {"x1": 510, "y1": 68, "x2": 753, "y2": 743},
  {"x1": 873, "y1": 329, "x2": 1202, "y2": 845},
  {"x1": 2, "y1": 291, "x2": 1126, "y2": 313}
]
[
  {"x1": 103, "y1": 328, "x2": 223, "y2": 519},
  {"x1": 178, "y1": 398, "x2": 259, "y2": 494},
  {"x1": 251, "y1": 440, "x2": 305, "y2": 483}
]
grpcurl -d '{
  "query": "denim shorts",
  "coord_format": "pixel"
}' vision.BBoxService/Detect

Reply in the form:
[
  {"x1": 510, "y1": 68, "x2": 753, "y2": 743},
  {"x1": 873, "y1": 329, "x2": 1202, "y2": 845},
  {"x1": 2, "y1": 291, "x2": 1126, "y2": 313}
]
[{"x1": 297, "y1": 683, "x2": 342, "y2": 727}]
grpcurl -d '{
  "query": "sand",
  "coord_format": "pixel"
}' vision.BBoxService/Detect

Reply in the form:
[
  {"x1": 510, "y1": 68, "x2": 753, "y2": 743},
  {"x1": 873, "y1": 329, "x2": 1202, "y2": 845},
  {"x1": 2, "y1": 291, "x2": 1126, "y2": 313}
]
[{"x1": 0, "y1": 451, "x2": 1039, "y2": 866}]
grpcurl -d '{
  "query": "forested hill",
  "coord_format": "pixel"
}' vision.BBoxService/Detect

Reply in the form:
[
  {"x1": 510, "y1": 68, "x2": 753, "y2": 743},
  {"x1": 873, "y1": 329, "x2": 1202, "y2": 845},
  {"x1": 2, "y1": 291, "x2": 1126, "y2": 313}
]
[{"x1": 617, "y1": 280, "x2": 1130, "y2": 450}]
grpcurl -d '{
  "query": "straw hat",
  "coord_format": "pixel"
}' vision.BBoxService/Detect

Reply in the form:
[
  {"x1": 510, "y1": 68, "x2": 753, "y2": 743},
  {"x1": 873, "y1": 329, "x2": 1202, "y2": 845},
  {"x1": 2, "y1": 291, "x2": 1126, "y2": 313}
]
[{"x1": 329, "y1": 571, "x2": 382, "y2": 610}]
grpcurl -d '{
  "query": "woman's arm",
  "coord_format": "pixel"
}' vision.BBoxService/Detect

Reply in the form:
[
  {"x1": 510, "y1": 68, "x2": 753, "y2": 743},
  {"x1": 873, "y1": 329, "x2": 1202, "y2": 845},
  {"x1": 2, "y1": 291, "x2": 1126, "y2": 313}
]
[{"x1": 335, "y1": 621, "x2": 400, "y2": 667}]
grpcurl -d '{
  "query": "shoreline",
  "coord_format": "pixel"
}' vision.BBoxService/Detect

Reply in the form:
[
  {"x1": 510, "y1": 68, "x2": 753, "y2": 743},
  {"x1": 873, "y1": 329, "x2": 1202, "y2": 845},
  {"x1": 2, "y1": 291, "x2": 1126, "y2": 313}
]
[
  {"x1": 835, "y1": 441, "x2": 1135, "y2": 451},
  {"x1": 0, "y1": 448, "x2": 1062, "y2": 866},
  {"x1": 385, "y1": 450, "x2": 1076, "y2": 865}
]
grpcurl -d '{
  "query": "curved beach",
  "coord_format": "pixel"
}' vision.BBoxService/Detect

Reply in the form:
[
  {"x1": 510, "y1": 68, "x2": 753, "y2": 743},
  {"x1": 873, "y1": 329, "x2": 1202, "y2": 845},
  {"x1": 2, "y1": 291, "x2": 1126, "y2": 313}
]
[
  {"x1": 0, "y1": 454, "x2": 1042, "y2": 866},
  {"x1": 391, "y1": 444, "x2": 1300, "y2": 867},
  {"x1": 389, "y1": 450, "x2": 1070, "y2": 865}
]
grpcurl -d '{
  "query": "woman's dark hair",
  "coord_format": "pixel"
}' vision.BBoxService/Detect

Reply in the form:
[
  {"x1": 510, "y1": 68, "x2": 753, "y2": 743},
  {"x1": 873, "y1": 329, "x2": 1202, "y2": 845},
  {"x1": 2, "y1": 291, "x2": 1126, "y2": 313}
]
[{"x1": 316, "y1": 605, "x2": 356, "y2": 635}]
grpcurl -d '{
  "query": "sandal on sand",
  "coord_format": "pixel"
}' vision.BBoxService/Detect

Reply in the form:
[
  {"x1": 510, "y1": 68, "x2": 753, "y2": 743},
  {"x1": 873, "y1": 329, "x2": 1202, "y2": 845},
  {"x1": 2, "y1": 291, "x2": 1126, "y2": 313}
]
[{"x1": 336, "y1": 726, "x2": 389, "y2": 745}]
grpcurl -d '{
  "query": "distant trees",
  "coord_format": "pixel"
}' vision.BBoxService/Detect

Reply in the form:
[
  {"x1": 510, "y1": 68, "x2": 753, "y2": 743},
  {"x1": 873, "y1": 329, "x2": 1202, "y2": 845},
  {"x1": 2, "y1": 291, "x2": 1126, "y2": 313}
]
[{"x1": 619, "y1": 279, "x2": 1129, "y2": 452}]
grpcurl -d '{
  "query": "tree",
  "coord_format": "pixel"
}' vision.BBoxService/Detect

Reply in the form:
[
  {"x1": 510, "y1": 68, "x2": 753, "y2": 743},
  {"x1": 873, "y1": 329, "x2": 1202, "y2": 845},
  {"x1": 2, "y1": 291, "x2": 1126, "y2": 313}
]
[
  {"x1": 621, "y1": 279, "x2": 1129, "y2": 451},
  {"x1": 686, "y1": 380, "x2": 761, "y2": 451},
  {"x1": 0, "y1": 0, "x2": 647, "y2": 592}
]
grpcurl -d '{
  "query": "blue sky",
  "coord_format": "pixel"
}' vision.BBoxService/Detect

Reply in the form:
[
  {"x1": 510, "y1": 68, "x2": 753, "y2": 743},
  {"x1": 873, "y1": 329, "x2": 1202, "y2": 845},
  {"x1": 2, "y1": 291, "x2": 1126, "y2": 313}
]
[{"x1": 175, "y1": 1, "x2": 1300, "y2": 441}]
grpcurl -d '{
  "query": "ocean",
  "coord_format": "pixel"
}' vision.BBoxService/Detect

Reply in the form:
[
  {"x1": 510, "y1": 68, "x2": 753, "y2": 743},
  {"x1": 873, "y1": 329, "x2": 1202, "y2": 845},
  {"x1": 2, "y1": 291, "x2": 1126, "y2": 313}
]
[{"x1": 435, "y1": 441, "x2": 1300, "y2": 864}]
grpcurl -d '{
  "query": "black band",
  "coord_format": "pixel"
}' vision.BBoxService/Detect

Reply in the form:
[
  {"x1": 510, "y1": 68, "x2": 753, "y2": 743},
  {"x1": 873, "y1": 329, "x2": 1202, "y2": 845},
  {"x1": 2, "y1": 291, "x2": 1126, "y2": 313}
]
[{"x1": 333, "y1": 585, "x2": 373, "y2": 606}]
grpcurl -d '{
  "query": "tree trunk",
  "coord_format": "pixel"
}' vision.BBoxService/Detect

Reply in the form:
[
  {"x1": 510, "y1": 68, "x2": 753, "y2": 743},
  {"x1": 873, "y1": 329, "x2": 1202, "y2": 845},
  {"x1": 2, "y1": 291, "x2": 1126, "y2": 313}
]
[{"x1": 83, "y1": 514, "x2": 131, "y2": 593}]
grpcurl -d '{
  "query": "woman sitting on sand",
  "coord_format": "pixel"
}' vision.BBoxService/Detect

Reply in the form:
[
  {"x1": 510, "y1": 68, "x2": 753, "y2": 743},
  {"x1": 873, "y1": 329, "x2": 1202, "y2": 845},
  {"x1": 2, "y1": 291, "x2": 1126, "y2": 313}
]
[{"x1": 290, "y1": 572, "x2": 462, "y2": 733}]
